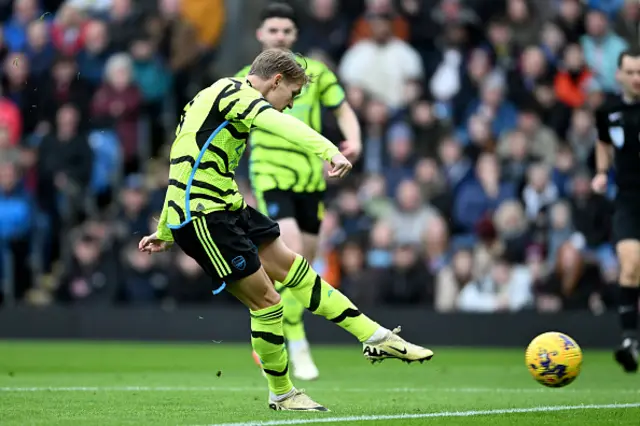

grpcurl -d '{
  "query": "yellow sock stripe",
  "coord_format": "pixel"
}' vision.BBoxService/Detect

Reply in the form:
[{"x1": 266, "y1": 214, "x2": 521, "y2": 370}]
[
  {"x1": 193, "y1": 217, "x2": 226, "y2": 278},
  {"x1": 199, "y1": 217, "x2": 232, "y2": 276}
]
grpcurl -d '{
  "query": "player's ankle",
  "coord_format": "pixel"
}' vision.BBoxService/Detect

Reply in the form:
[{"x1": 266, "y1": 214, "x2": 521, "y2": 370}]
[
  {"x1": 288, "y1": 339, "x2": 309, "y2": 353},
  {"x1": 270, "y1": 387, "x2": 296, "y2": 402},
  {"x1": 364, "y1": 327, "x2": 389, "y2": 344}
]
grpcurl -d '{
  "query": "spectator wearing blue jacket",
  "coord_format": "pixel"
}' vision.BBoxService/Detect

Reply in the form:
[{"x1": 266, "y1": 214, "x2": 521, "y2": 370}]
[
  {"x1": 459, "y1": 72, "x2": 518, "y2": 145},
  {"x1": 0, "y1": 161, "x2": 33, "y2": 301},
  {"x1": 580, "y1": 9, "x2": 628, "y2": 94},
  {"x1": 3, "y1": 0, "x2": 46, "y2": 52},
  {"x1": 453, "y1": 152, "x2": 517, "y2": 237}
]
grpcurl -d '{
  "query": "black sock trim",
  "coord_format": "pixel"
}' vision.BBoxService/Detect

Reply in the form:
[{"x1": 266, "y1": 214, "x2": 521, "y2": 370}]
[
  {"x1": 308, "y1": 275, "x2": 322, "y2": 312},
  {"x1": 330, "y1": 308, "x2": 361, "y2": 323},
  {"x1": 250, "y1": 306, "x2": 283, "y2": 320},
  {"x1": 264, "y1": 363, "x2": 289, "y2": 377},
  {"x1": 251, "y1": 330, "x2": 285, "y2": 345},
  {"x1": 286, "y1": 259, "x2": 310, "y2": 288}
]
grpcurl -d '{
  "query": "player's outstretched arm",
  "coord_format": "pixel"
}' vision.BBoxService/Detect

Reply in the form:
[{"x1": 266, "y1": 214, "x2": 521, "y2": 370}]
[{"x1": 252, "y1": 108, "x2": 352, "y2": 177}]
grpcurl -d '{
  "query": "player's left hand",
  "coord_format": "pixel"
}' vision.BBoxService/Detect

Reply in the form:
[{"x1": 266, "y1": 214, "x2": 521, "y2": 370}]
[
  {"x1": 329, "y1": 153, "x2": 352, "y2": 178},
  {"x1": 340, "y1": 139, "x2": 362, "y2": 162},
  {"x1": 139, "y1": 232, "x2": 173, "y2": 253}
]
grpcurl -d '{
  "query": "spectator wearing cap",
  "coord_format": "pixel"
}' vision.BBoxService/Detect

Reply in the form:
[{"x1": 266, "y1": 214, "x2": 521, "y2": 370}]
[{"x1": 580, "y1": 8, "x2": 628, "y2": 94}]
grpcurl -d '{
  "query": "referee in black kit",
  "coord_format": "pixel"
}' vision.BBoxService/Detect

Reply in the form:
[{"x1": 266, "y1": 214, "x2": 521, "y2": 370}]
[{"x1": 593, "y1": 47, "x2": 640, "y2": 372}]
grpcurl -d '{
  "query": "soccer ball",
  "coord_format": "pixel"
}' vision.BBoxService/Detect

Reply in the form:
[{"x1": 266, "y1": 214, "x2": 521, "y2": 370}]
[{"x1": 525, "y1": 331, "x2": 583, "y2": 388}]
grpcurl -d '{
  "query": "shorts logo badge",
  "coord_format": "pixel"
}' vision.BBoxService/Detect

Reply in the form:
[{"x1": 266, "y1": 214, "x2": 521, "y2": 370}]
[
  {"x1": 268, "y1": 203, "x2": 279, "y2": 217},
  {"x1": 232, "y1": 256, "x2": 246, "y2": 271}
]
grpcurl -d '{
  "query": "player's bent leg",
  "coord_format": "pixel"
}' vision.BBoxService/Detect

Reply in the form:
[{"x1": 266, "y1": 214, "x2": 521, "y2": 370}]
[
  {"x1": 259, "y1": 237, "x2": 434, "y2": 364},
  {"x1": 615, "y1": 240, "x2": 640, "y2": 372},
  {"x1": 226, "y1": 268, "x2": 327, "y2": 412}
]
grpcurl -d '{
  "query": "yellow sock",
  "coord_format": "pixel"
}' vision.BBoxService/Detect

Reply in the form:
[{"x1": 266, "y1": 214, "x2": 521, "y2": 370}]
[{"x1": 282, "y1": 255, "x2": 379, "y2": 342}]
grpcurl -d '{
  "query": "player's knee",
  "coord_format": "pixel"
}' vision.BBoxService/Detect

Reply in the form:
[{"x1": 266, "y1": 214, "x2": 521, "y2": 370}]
[
  {"x1": 247, "y1": 281, "x2": 282, "y2": 311},
  {"x1": 259, "y1": 237, "x2": 298, "y2": 283},
  {"x1": 277, "y1": 218, "x2": 304, "y2": 253}
]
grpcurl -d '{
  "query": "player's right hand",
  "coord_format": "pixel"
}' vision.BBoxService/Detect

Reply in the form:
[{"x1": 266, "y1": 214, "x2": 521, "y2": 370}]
[
  {"x1": 139, "y1": 232, "x2": 173, "y2": 254},
  {"x1": 591, "y1": 172, "x2": 608, "y2": 194},
  {"x1": 329, "y1": 153, "x2": 352, "y2": 178}
]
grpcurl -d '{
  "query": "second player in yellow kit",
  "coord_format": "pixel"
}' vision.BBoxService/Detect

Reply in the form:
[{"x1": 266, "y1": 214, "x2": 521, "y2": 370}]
[{"x1": 237, "y1": 3, "x2": 362, "y2": 381}]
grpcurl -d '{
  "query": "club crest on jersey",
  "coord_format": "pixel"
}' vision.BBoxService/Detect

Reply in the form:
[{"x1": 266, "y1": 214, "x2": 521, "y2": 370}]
[{"x1": 232, "y1": 256, "x2": 246, "y2": 271}]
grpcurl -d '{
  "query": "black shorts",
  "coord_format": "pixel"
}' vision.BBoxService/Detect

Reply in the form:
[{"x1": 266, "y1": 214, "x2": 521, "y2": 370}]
[
  {"x1": 613, "y1": 193, "x2": 640, "y2": 243},
  {"x1": 171, "y1": 206, "x2": 280, "y2": 286},
  {"x1": 256, "y1": 189, "x2": 325, "y2": 235}
]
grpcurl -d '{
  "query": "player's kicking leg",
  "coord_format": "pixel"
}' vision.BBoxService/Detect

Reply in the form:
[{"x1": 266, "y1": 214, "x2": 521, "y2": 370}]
[
  {"x1": 259, "y1": 237, "x2": 434, "y2": 364},
  {"x1": 615, "y1": 239, "x2": 640, "y2": 372}
]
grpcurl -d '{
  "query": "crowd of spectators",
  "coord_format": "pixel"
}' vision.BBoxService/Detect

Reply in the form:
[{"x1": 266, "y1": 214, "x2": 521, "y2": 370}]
[{"x1": 0, "y1": 0, "x2": 637, "y2": 314}]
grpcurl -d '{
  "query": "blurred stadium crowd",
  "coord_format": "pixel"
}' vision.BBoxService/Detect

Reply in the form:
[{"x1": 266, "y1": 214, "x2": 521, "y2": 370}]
[{"x1": 0, "y1": 0, "x2": 637, "y2": 313}]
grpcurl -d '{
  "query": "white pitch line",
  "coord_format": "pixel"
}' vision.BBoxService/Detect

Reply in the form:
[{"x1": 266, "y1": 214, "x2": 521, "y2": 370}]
[
  {"x1": 0, "y1": 386, "x2": 639, "y2": 395},
  {"x1": 198, "y1": 403, "x2": 640, "y2": 426}
]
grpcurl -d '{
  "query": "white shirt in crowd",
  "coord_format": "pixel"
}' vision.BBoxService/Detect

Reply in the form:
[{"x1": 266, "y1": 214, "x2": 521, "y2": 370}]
[{"x1": 339, "y1": 38, "x2": 423, "y2": 109}]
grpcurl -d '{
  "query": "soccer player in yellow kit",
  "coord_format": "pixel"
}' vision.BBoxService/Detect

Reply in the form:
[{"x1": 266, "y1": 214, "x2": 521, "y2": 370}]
[
  {"x1": 236, "y1": 2, "x2": 361, "y2": 381},
  {"x1": 139, "y1": 49, "x2": 433, "y2": 411}
]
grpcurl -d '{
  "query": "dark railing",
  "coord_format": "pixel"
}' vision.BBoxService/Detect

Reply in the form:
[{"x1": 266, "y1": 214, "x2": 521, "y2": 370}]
[{"x1": 0, "y1": 306, "x2": 620, "y2": 348}]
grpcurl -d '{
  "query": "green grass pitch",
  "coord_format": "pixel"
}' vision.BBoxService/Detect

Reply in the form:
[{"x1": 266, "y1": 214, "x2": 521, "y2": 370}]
[{"x1": 0, "y1": 341, "x2": 639, "y2": 425}]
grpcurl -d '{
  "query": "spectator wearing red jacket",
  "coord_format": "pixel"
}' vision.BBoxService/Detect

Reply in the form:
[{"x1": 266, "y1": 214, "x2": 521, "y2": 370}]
[{"x1": 554, "y1": 43, "x2": 593, "y2": 108}]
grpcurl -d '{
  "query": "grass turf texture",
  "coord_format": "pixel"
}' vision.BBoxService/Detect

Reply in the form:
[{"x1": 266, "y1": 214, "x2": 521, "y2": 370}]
[{"x1": 0, "y1": 341, "x2": 639, "y2": 425}]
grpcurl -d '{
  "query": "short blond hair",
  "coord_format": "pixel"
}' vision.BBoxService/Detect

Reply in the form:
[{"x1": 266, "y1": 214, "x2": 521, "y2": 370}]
[{"x1": 248, "y1": 48, "x2": 310, "y2": 85}]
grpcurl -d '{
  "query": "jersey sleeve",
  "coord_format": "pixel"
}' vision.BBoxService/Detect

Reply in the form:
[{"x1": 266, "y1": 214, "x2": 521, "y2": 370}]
[
  {"x1": 253, "y1": 108, "x2": 340, "y2": 161},
  {"x1": 317, "y1": 66, "x2": 346, "y2": 109},
  {"x1": 223, "y1": 86, "x2": 274, "y2": 129},
  {"x1": 595, "y1": 108, "x2": 612, "y2": 144},
  {"x1": 156, "y1": 194, "x2": 174, "y2": 242}
]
